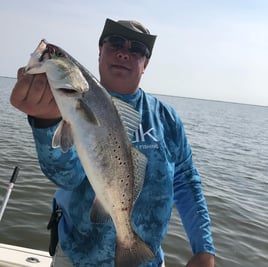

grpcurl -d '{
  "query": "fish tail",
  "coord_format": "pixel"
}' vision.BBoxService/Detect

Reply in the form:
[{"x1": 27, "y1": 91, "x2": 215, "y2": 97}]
[{"x1": 115, "y1": 234, "x2": 154, "y2": 267}]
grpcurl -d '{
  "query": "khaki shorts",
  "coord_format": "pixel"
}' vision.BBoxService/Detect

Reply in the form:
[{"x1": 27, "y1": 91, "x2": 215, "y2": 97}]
[{"x1": 50, "y1": 245, "x2": 73, "y2": 267}]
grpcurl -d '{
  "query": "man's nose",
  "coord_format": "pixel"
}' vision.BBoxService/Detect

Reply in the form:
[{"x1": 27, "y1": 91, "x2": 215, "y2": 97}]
[{"x1": 115, "y1": 49, "x2": 130, "y2": 60}]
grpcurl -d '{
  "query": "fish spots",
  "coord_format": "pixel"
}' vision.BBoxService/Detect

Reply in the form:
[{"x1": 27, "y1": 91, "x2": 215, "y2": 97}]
[
  {"x1": 120, "y1": 179, "x2": 129, "y2": 190},
  {"x1": 120, "y1": 179, "x2": 129, "y2": 187},
  {"x1": 115, "y1": 155, "x2": 126, "y2": 166},
  {"x1": 119, "y1": 181, "x2": 132, "y2": 211},
  {"x1": 121, "y1": 193, "x2": 132, "y2": 211},
  {"x1": 108, "y1": 133, "x2": 127, "y2": 166}
]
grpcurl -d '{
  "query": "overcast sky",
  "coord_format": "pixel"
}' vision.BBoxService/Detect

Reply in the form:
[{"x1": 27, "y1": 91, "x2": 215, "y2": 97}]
[{"x1": 1, "y1": 0, "x2": 268, "y2": 106}]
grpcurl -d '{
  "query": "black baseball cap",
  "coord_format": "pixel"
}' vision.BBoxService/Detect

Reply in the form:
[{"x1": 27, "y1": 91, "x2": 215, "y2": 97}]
[{"x1": 99, "y1": 18, "x2": 157, "y2": 58}]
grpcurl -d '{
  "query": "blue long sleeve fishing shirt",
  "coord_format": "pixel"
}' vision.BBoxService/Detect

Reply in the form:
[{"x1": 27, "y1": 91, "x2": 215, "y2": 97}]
[{"x1": 29, "y1": 88, "x2": 215, "y2": 266}]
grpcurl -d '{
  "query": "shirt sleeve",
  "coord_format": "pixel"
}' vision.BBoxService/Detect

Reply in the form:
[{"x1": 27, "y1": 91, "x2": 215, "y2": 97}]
[
  {"x1": 173, "y1": 117, "x2": 215, "y2": 255},
  {"x1": 28, "y1": 116, "x2": 86, "y2": 190}
]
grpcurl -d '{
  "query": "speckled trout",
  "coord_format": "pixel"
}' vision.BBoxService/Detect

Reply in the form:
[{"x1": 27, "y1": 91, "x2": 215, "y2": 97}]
[{"x1": 25, "y1": 40, "x2": 154, "y2": 266}]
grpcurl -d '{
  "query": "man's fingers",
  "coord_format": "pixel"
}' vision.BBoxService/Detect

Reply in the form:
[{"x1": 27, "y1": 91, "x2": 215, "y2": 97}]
[
  {"x1": 17, "y1": 67, "x2": 26, "y2": 79},
  {"x1": 10, "y1": 73, "x2": 34, "y2": 108},
  {"x1": 29, "y1": 74, "x2": 50, "y2": 104}
]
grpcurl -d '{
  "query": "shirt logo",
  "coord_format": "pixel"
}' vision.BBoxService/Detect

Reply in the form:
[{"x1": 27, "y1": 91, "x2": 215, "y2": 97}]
[{"x1": 132, "y1": 124, "x2": 159, "y2": 150}]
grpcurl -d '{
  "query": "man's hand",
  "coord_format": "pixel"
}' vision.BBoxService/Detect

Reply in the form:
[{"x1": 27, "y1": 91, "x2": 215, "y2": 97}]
[
  {"x1": 186, "y1": 252, "x2": 214, "y2": 267},
  {"x1": 10, "y1": 67, "x2": 61, "y2": 120}
]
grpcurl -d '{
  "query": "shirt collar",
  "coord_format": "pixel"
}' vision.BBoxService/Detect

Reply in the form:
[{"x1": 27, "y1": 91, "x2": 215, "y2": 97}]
[{"x1": 109, "y1": 88, "x2": 142, "y2": 106}]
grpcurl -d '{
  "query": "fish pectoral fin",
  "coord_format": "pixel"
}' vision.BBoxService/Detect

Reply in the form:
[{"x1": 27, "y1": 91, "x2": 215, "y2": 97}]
[
  {"x1": 52, "y1": 120, "x2": 74, "y2": 152},
  {"x1": 76, "y1": 99, "x2": 99, "y2": 126},
  {"x1": 89, "y1": 197, "x2": 111, "y2": 224}
]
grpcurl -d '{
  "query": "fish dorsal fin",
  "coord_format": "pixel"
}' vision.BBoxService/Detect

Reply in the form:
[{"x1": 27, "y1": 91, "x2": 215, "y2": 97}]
[
  {"x1": 52, "y1": 120, "x2": 74, "y2": 152},
  {"x1": 112, "y1": 97, "x2": 140, "y2": 141},
  {"x1": 131, "y1": 147, "x2": 148, "y2": 204}
]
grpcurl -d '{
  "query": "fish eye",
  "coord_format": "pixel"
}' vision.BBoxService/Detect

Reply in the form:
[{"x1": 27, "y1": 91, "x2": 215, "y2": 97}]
[
  {"x1": 46, "y1": 44, "x2": 65, "y2": 58},
  {"x1": 39, "y1": 48, "x2": 50, "y2": 62},
  {"x1": 55, "y1": 50, "x2": 64, "y2": 57}
]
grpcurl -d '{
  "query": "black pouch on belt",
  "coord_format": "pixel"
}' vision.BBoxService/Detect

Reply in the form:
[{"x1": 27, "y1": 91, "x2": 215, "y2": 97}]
[{"x1": 47, "y1": 204, "x2": 62, "y2": 256}]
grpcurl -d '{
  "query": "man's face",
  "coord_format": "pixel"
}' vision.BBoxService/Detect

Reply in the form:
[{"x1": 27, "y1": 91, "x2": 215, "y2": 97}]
[{"x1": 98, "y1": 35, "x2": 149, "y2": 94}]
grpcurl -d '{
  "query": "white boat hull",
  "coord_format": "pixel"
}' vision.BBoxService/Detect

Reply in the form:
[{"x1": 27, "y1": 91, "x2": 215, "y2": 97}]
[{"x1": 0, "y1": 243, "x2": 52, "y2": 267}]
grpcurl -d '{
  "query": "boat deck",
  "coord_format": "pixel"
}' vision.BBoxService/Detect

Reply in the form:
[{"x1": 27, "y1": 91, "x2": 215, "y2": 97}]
[{"x1": 0, "y1": 243, "x2": 52, "y2": 267}]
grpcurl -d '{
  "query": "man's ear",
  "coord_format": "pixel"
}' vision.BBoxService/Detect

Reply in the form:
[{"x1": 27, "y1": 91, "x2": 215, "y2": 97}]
[
  {"x1": 98, "y1": 46, "x2": 102, "y2": 61},
  {"x1": 143, "y1": 58, "x2": 149, "y2": 72}
]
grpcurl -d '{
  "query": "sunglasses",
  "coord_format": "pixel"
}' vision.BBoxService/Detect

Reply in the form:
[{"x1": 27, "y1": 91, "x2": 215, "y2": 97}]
[{"x1": 102, "y1": 35, "x2": 150, "y2": 58}]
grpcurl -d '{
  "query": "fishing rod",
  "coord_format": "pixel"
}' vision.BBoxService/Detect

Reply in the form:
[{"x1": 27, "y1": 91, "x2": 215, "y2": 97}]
[{"x1": 0, "y1": 166, "x2": 20, "y2": 221}]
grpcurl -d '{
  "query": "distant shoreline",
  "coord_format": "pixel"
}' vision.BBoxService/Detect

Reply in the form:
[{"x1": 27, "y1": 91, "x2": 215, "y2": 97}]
[
  {"x1": 1, "y1": 75, "x2": 267, "y2": 108},
  {"x1": 0, "y1": 75, "x2": 16, "y2": 80}
]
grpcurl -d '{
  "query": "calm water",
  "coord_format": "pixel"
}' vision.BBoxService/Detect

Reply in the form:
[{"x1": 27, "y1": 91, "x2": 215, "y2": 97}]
[{"x1": 0, "y1": 76, "x2": 267, "y2": 267}]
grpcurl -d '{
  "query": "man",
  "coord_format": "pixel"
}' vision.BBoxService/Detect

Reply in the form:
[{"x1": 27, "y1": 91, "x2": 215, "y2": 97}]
[{"x1": 10, "y1": 18, "x2": 215, "y2": 267}]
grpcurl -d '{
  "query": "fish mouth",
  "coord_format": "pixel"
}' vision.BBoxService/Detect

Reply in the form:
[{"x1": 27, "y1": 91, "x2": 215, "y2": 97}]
[
  {"x1": 24, "y1": 63, "x2": 42, "y2": 73},
  {"x1": 56, "y1": 88, "x2": 81, "y2": 95}
]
